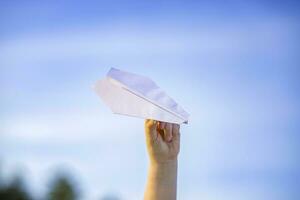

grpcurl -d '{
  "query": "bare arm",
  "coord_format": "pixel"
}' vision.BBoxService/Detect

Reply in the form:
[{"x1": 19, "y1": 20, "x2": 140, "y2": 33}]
[{"x1": 144, "y1": 119, "x2": 180, "y2": 200}]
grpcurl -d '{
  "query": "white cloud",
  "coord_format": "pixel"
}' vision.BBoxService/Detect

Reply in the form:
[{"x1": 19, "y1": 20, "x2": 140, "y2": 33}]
[{"x1": 1, "y1": 110, "x2": 142, "y2": 143}]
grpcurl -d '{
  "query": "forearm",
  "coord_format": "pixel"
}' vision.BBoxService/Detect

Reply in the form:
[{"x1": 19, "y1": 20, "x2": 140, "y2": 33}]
[{"x1": 144, "y1": 160, "x2": 178, "y2": 200}]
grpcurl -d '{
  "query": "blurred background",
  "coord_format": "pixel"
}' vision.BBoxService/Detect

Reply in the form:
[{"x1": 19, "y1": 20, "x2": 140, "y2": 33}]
[{"x1": 1, "y1": 0, "x2": 299, "y2": 199}]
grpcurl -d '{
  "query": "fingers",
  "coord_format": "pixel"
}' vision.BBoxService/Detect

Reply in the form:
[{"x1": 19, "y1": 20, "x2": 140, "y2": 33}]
[
  {"x1": 158, "y1": 121, "x2": 166, "y2": 141},
  {"x1": 145, "y1": 119, "x2": 157, "y2": 131},
  {"x1": 165, "y1": 123, "x2": 173, "y2": 142},
  {"x1": 146, "y1": 120, "x2": 180, "y2": 143},
  {"x1": 172, "y1": 124, "x2": 180, "y2": 143},
  {"x1": 159, "y1": 122, "x2": 166, "y2": 129},
  {"x1": 145, "y1": 119, "x2": 158, "y2": 141}
]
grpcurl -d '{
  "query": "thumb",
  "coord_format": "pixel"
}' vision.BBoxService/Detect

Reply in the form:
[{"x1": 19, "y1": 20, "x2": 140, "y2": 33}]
[{"x1": 145, "y1": 119, "x2": 158, "y2": 142}]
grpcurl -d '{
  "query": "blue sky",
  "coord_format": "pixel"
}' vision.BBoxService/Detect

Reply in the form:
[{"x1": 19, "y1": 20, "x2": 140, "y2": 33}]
[{"x1": 1, "y1": 0, "x2": 300, "y2": 199}]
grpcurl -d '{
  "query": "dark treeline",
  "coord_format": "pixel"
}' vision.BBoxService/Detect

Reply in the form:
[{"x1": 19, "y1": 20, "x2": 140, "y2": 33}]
[{"x1": 0, "y1": 169, "x2": 121, "y2": 200}]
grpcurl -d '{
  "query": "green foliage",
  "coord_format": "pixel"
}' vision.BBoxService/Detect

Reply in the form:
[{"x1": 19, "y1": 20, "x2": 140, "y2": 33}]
[
  {"x1": 0, "y1": 167, "x2": 121, "y2": 200},
  {"x1": 47, "y1": 176, "x2": 78, "y2": 200},
  {"x1": 0, "y1": 175, "x2": 31, "y2": 200}
]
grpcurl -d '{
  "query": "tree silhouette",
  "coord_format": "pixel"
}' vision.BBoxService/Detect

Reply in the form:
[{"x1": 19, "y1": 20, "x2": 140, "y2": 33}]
[
  {"x1": 47, "y1": 175, "x2": 78, "y2": 200},
  {"x1": 0, "y1": 175, "x2": 31, "y2": 200}
]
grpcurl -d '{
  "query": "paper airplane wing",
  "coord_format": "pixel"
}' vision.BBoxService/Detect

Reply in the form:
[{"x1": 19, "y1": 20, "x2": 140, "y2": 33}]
[{"x1": 94, "y1": 68, "x2": 189, "y2": 124}]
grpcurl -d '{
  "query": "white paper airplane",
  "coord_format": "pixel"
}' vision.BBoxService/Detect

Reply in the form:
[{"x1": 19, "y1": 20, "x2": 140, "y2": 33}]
[{"x1": 93, "y1": 68, "x2": 189, "y2": 124}]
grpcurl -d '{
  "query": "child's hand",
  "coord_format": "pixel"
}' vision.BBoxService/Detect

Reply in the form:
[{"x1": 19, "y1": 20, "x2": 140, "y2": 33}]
[
  {"x1": 145, "y1": 119, "x2": 180, "y2": 164},
  {"x1": 144, "y1": 119, "x2": 180, "y2": 199}
]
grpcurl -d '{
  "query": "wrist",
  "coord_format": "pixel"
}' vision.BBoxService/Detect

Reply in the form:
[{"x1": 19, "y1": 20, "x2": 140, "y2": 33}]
[
  {"x1": 150, "y1": 158, "x2": 178, "y2": 168},
  {"x1": 148, "y1": 158, "x2": 178, "y2": 187}
]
